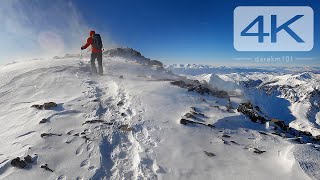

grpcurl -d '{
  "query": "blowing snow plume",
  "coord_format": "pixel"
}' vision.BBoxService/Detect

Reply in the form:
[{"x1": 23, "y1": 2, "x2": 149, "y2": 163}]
[{"x1": 0, "y1": 0, "x2": 111, "y2": 64}]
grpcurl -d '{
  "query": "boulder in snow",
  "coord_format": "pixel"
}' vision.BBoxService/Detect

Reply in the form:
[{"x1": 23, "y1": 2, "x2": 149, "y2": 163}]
[
  {"x1": 40, "y1": 164, "x2": 53, "y2": 172},
  {"x1": 39, "y1": 118, "x2": 48, "y2": 124},
  {"x1": 203, "y1": 151, "x2": 216, "y2": 157},
  {"x1": 270, "y1": 119, "x2": 288, "y2": 131},
  {"x1": 11, "y1": 157, "x2": 27, "y2": 169},
  {"x1": 31, "y1": 102, "x2": 58, "y2": 110},
  {"x1": 24, "y1": 155, "x2": 33, "y2": 163},
  {"x1": 237, "y1": 102, "x2": 267, "y2": 123}
]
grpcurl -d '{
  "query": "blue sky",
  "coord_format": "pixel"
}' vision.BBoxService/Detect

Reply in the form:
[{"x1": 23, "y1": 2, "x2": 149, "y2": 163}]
[{"x1": 0, "y1": 0, "x2": 319, "y2": 66}]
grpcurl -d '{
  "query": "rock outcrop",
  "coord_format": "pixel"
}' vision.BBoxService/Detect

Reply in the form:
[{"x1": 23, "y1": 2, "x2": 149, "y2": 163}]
[{"x1": 104, "y1": 48, "x2": 164, "y2": 68}]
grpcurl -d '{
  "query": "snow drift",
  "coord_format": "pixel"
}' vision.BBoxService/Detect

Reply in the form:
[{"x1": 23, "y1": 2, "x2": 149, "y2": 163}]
[{"x1": 0, "y1": 48, "x2": 319, "y2": 180}]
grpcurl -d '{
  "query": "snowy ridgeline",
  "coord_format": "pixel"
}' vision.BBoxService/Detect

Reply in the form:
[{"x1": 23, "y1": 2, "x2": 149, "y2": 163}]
[
  {"x1": 167, "y1": 64, "x2": 320, "y2": 136},
  {"x1": 0, "y1": 49, "x2": 320, "y2": 180},
  {"x1": 166, "y1": 64, "x2": 320, "y2": 75}
]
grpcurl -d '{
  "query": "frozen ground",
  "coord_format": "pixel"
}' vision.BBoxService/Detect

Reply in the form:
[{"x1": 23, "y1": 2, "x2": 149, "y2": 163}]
[{"x1": 0, "y1": 52, "x2": 319, "y2": 179}]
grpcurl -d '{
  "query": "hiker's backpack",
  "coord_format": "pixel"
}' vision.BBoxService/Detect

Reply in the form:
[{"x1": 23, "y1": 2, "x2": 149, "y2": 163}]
[{"x1": 92, "y1": 34, "x2": 103, "y2": 49}]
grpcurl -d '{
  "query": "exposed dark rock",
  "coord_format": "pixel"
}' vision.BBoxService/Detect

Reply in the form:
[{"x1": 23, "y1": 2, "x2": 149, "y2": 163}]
[
  {"x1": 118, "y1": 124, "x2": 133, "y2": 132},
  {"x1": 199, "y1": 98, "x2": 206, "y2": 102},
  {"x1": 190, "y1": 111, "x2": 205, "y2": 117},
  {"x1": 170, "y1": 80, "x2": 230, "y2": 99},
  {"x1": 40, "y1": 133, "x2": 62, "y2": 138},
  {"x1": 211, "y1": 105, "x2": 220, "y2": 109},
  {"x1": 258, "y1": 131, "x2": 268, "y2": 135},
  {"x1": 31, "y1": 102, "x2": 57, "y2": 110},
  {"x1": 180, "y1": 119, "x2": 215, "y2": 128},
  {"x1": 82, "y1": 120, "x2": 107, "y2": 125},
  {"x1": 24, "y1": 155, "x2": 33, "y2": 163},
  {"x1": 40, "y1": 164, "x2": 53, "y2": 172},
  {"x1": 237, "y1": 102, "x2": 267, "y2": 123},
  {"x1": 314, "y1": 135, "x2": 320, "y2": 141},
  {"x1": 207, "y1": 124, "x2": 215, "y2": 128},
  {"x1": 253, "y1": 148, "x2": 266, "y2": 154},
  {"x1": 230, "y1": 141, "x2": 240, "y2": 145},
  {"x1": 121, "y1": 113, "x2": 126, "y2": 117},
  {"x1": 119, "y1": 75, "x2": 124, "y2": 79},
  {"x1": 222, "y1": 134, "x2": 231, "y2": 138},
  {"x1": 294, "y1": 137, "x2": 306, "y2": 144},
  {"x1": 190, "y1": 107, "x2": 197, "y2": 112},
  {"x1": 238, "y1": 109, "x2": 317, "y2": 144},
  {"x1": 149, "y1": 60, "x2": 163, "y2": 67},
  {"x1": 104, "y1": 48, "x2": 164, "y2": 68},
  {"x1": 81, "y1": 135, "x2": 91, "y2": 141},
  {"x1": 170, "y1": 81, "x2": 194, "y2": 89},
  {"x1": 39, "y1": 118, "x2": 48, "y2": 124},
  {"x1": 203, "y1": 151, "x2": 216, "y2": 157},
  {"x1": 117, "y1": 100, "x2": 124, "y2": 106},
  {"x1": 188, "y1": 85, "x2": 229, "y2": 99},
  {"x1": 43, "y1": 102, "x2": 57, "y2": 110},
  {"x1": 11, "y1": 157, "x2": 27, "y2": 169},
  {"x1": 272, "y1": 132, "x2": 284, "y2": 137},
  {"x1": 222, "y1": 139, "x2": 231, "y2": 145},
  {"x1": 31, "y1": 104, "x2": 43, "y2": 110},
  {"x1": 271, "y1": 119, "x2": 288, "y2": 131},
  {"x1": 184, "y1": 112, "x2": 196, "y2": 119},
  {"x1": 180, "y1": 119, "x2": 194, "y2": 125},
  {"x1": 254, "y1": 106, "x2": 261, "y2": 112},
  {"x1": 299, "y1": 131, "x2": 312, "y2": 137}
]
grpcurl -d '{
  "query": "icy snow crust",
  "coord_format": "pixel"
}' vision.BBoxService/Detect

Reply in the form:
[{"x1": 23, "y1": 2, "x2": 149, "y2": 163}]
[{"x1": 0, "y1": 54, "x2": 318, "y2": 179}]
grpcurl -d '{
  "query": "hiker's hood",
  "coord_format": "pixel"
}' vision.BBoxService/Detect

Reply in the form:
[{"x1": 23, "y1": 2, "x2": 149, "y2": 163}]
[{"x1": 90, "y1": 31, "x2": 95, "y2": 37}]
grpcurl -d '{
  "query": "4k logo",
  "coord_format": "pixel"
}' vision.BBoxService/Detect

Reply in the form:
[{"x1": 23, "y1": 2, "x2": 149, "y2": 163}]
[{"x1": 234, "y1": 6, "x2": 314, "y2": 51}]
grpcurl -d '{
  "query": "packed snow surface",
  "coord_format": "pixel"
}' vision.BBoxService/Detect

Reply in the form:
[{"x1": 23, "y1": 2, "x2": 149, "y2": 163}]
[{"x1": 0, "y1": 54, "x2": 319, "y2": 180}]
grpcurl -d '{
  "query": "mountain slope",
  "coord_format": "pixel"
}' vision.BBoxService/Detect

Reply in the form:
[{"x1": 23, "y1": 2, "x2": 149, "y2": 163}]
[{"x1": 0, "y1": 51, "x2": 319, "y2": 180}]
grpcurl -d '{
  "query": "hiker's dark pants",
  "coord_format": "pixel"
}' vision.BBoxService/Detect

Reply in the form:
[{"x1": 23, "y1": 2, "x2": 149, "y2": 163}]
[{"x1": 91, "y1": 52, "x2": 103, "y2": 75}]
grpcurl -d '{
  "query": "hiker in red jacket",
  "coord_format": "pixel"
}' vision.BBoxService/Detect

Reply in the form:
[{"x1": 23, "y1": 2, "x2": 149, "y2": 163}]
[{"x1": 81, "y1": 31, "x2": 103, "y2": 75}]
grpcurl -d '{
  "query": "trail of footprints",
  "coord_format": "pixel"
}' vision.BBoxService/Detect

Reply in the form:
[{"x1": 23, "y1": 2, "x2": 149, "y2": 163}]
[
  {"x1": 80, "y1": 75, "x2": 162, "y2": 179},
  {"x1": 78, "y1": 76, "x2": 139, "y2": 179},
  {"x1": 36, "y1": 64, "x2": 162, "y2": 180}
]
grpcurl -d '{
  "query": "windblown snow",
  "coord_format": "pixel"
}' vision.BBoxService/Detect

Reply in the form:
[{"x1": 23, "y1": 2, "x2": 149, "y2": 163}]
[{"x1": 0, "y1": 49, "x2": 319, "y2": 180}]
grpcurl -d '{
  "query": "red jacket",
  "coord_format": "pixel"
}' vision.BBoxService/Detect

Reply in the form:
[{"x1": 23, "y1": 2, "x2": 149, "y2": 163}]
[{"x1": 82, "y1": 37, "x2": 103, "y2": 53}]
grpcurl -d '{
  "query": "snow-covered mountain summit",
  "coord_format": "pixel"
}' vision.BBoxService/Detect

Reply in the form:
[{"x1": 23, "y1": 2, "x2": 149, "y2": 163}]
[{"x1": 0, "y1": 49, "x2": 320, "y2": 180}]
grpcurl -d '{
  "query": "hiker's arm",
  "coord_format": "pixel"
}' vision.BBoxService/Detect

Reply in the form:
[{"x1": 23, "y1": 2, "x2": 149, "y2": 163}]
[{"x1": 82, "y1": 38, "x2": 92, "y2": 49}]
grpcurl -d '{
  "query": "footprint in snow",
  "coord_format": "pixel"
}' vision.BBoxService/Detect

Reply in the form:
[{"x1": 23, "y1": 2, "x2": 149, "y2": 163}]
[
  {"x1": 88, "y1": 166, "x2": 96, "y2": 171},
  {"x1": 76, "y1": 146, "x2": 84, "y2": 156},
  {"x1": 66, "y1": 130, "x2": 74, "y2": 135},
  {"x1": 80, "y1": 159, "x2": 90, "y2": 168},
  {"x1": 126, "y1": 108, "x2": 136, "y2": 116},
  {"x1": 76, "y1": 176, "x2": 84, "y2": 180},
  {"x1": 87, "y1": 142, "x2": 95, "y2": 152},
  {"x1": 65, "y1": 137, "x2": 77, "y2": 144},
  {"x1": 88, "y1": 149, "x2": 97, "y2": 159},
  {"x1": 15, "y1": 131, "x2": 36, "y2": 140},
  {"x1": 57, "y1": 175, "x2": 67, "y2": 180}
]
